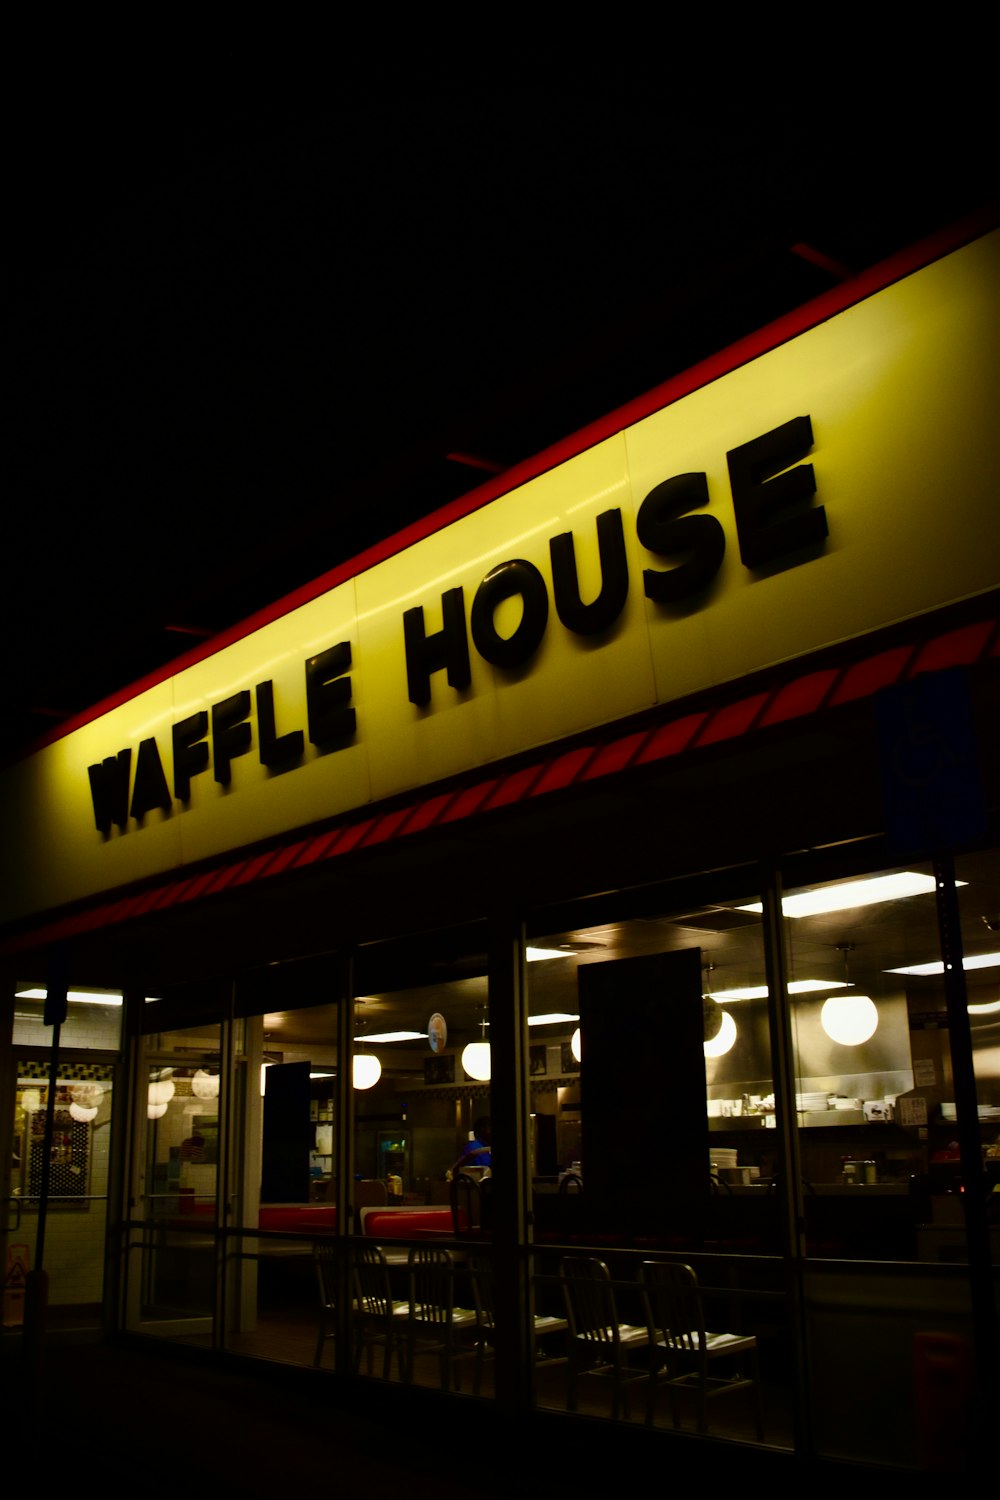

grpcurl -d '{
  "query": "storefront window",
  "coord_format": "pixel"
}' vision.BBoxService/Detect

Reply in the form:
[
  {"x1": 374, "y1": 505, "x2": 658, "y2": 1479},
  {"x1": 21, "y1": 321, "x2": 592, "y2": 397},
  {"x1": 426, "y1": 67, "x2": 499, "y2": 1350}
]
[
  {"x1": 12, "y1": 983, "x2": 122, "y2": 1050},
  {"x1": 782, "y1": 863, "x2": 941, "y2": 1259},
  {"x1": 528, "y1": 885, "x2": 786, "y2": 1446},
  {"x1": 350, "y1": 925, "x2": 491, "y2": 1390},
  {"x1": 7, "y1": 1060, "x2": 115, "y2": 1329},
  {"x1": 929, "y1": 848, "x2": 1000, "y2": 1269},
  {"x1": 127, "y1": 1003, "x2": 224, "y2": 1345},
  {"x1": 227, "y1": 957, "x2": 342, "y2": 1367},
  {"x1": 781, "y1": 858, "x2": 995, "y2": 1467},
  {"x1": 6, "y1": 978, "x2": 120, "y2": 1331}
]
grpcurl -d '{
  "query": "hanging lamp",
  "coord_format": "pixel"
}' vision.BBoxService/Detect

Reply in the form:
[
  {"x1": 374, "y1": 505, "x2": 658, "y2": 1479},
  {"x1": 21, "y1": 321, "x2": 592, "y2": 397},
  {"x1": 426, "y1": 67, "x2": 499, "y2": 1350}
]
[
  {"x1": 353, "y1": 1001, "x2": 382, "y2": 1090},
  {"x1": 461, "y1": 1007, "x2": 491, "y2": 1081},
  {"x1": 821, "y1": 944, "x2": 878, "y2": 1045}
]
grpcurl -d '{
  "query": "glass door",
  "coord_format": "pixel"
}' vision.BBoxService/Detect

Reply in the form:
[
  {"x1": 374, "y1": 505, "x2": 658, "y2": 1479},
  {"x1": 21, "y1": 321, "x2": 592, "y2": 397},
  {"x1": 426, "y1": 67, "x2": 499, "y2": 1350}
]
[{"x1": 126, "y1": 1017, "x2": 223, "y2": 1344}]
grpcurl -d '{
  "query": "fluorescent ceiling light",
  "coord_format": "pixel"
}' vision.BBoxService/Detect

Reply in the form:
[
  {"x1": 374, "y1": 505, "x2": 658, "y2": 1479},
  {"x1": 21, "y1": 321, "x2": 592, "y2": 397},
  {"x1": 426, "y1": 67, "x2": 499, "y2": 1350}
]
[
  {"x1": 708, "y1": 980, "x2": 851, "y2": 1002},
  {"x1": 356, "y1": 1030, "x2": 426, "y2": 1043},
  {"x1": 738, "y1": 871, "x2": 956, "y2": 919},
  {"x1": 968, "y1": 999, "x2": 1000, "y2": 1015},
  {"x1": 309, "y1": 1070, "x2": 336, "y2": 1079},
  {"x1": 15, "y1": 987, "x2": 123, "y2": 1007},
  {"x1": 886, "y1": 951, "x2": 1000, "y2": 977},
  {"x1": 526, "y1": 946, "x2": 574, "y2": 961},
  {"x1": 528, "y1": 1012, "x2": 580, "y2": 1026}
]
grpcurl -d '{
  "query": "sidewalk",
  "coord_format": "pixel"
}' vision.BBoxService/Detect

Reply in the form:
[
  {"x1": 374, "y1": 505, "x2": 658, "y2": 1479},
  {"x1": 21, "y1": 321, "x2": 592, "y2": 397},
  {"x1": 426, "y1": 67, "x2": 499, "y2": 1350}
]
[{"x1": 1, "y1": 1322, "x2": 904, "y2": 1495}]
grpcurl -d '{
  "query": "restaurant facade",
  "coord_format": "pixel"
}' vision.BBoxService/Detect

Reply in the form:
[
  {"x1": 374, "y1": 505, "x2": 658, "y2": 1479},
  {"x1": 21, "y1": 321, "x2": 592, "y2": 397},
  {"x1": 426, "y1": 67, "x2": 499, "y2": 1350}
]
[{"x1": 2, "y1": 212, "x2": 998, "y2": 1471}]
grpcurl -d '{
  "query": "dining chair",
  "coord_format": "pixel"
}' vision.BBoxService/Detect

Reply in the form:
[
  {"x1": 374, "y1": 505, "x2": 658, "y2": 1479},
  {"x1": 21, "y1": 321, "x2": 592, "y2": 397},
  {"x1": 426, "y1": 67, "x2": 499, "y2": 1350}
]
[
  {"x1": 406, "y1": 1245, "x2": 478, "y2": 1391},
  {"x1": 351, "y1": 1241, "x2": 409, "y2": 1379},
  {"x1": 312, "y1": 1239, "x2": 339, "y2": 1367},
  {"x1": 639, "y1": 1259, "x2": 764, "y2": 1436},
  {"x1": 449, "y1": 1170, "x2": 483, "y2": 1238},
  {"x1": 559, "y1": 1255, "x2": 650, "y2": 1420},
  {"x1": 466, "y1": 1253, "x2": 569, "y2": 1396}
]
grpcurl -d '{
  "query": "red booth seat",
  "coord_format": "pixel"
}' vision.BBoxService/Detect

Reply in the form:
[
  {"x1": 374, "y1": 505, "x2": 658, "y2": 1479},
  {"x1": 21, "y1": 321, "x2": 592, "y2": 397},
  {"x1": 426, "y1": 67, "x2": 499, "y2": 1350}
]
[
  {"x1": 258, "y1": 1205, "x2": 337, "y2": 1234},
  {"x1": 361, "y1": 1207, "x2": 462, "y2": 1238}
]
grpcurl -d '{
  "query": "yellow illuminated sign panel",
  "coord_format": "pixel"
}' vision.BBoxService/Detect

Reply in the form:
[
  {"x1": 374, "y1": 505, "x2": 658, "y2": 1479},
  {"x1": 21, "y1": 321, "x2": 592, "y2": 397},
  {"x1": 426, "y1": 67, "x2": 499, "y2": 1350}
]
[{"x1": 3, "y1": 230, "x2": 998, "y2": 922}]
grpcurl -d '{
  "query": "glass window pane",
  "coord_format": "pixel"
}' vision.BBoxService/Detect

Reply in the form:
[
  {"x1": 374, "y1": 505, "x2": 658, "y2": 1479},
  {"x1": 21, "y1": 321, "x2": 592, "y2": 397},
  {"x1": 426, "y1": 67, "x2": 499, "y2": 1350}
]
[
  {"x1": 529, "y1": 889, "x2": 787, "y2": 1448},
  {"x1": 128, "y1": 1015, "x2": 223, "y2": 1347},
  {"x1": 228, "y1": 959, "x2": 341, "y2": 1369},
  {"x1": 13, "y1": 982, "x2": 122, "y2": 1049},
  {"x1": 783, "y1": 863, "x2": 939, "y2": 1259},
  {"x1": 10, "y1": 1061, "x2": 114, "y2": 1327},
  {"x1": 351, "y1": 925, "x2": 490, "y2": 1392}
]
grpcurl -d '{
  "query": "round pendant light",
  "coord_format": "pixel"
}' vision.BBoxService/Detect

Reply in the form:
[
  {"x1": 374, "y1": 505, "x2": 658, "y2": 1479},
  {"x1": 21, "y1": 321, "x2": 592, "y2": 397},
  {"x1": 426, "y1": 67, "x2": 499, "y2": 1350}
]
[
  {"x1": 353, "y1": 1053, "x2": 382, "y2": 1090},
  {"x1": 703, "y1": 1008, "x2": 737, "y2": 1058},
  {"x1": 821, "y1": 994, "x2": 878, "y2": 1046},
  {"x1": 191, "y1": 1069, "x2": 220, "y2": 1100},
  {"x1": 570, "y1": 1027, "x2": 581, "y2": 1062},
  {"x1": 461, "y1": 1041, "x2": 492, "y2": 1081}
]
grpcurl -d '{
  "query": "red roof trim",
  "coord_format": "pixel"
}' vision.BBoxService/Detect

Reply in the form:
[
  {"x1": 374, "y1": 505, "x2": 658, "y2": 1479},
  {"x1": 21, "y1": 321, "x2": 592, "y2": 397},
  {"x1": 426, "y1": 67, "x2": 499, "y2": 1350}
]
[
  {"x1": 580, "y1": 730, "x2": 648, "y2": 781},
  {"x1": 757, "y1": 668, "x2": 840, "y2": 726},
  {"x1": 530, "y1": 747, "x2": 598, "y2": 797},
  {"x1": 440, "y1": 780, "x2": 498, "y2": 823},
  {"x1": 828, "y1": 647, "x2": 917, "y2": 706},
  {"x1": 692, "y1": 693, "x2": 770, "y2": 747},
  {"x1": 19, "y1": 210, "x2": 998, "y2": 762},
  {"x1": 908, "y1": 620, "x2": 997, "y2": 675},
  {"x1": 635, "y1": 713, "x2": 709, "y2": 764}
]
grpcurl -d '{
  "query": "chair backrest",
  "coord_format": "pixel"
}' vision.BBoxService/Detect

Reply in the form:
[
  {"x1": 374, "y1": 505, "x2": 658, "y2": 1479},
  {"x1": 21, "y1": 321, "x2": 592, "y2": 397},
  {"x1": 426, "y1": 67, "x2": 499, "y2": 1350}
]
[
  {"x1": 408, "y1": 1245, "x2": 455, "y2": 1326},
  {"x1": 355, "y1": 1178, "x2": 388, "y2": 1208},
  {"x1": 352, "y1": 1241, "x2": 394, "y2": 1317},
  {"x1": 640, "y1": 1260, "x2": 704, "y2": 1355},
  {"x1": 559, "y1": 1256, "x2": 620, "y2": 1350},
  {"x1": 450, "y1": 1170, "x2": 481, "y2": 1235},
  {"x1": 313, "y1": 1239, "x2": 339, "y2": 1307}
]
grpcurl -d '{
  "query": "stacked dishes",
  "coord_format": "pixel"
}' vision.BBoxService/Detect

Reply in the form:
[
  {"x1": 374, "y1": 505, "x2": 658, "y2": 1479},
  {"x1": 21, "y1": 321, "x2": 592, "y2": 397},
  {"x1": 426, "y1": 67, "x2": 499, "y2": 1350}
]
[
  {"x1": 709, "y1": 1148, "x2": 738, "y2": 1175},
  {"x1": 796, "y1": 1091, "x2": 829, "y2": 1113}
]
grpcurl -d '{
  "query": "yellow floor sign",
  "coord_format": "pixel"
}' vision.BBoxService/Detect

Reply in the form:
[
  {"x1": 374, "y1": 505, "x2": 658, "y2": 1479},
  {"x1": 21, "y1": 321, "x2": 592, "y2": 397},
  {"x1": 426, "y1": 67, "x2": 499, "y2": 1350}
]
[{"x1": 4, "y1": 1243, "x2": 29, "y2": 1326}]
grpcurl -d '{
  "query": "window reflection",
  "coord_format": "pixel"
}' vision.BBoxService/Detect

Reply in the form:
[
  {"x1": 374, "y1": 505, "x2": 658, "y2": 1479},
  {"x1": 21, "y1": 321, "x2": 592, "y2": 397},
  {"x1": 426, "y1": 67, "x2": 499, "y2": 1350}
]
[{"x1": 529, "y1": 892, "x2": 774, "y2": 1247}]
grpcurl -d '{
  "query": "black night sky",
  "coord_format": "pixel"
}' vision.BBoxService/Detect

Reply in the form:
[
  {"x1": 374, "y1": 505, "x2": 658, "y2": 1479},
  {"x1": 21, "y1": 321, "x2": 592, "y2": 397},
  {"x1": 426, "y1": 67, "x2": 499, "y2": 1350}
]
[{"x1": 5, "y1": 62, "x2": 994, "y2": 762}]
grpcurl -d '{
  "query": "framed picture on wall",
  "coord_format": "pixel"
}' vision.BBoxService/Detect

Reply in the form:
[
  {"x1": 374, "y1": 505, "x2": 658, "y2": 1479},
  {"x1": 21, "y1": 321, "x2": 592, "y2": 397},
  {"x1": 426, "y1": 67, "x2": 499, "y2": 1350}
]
[
  {"x1": 424, "y1": 1054, "x2": 456, "y2": 1085},
  {"x1": 560, "y1": 1042, "x2": 580, "y2": 1074}
]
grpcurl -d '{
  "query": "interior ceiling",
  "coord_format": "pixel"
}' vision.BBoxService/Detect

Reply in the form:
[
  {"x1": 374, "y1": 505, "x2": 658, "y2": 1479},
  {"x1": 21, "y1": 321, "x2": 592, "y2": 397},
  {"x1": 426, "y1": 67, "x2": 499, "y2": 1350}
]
[
  {"x1": 258, "y1": 853, "x2": 1000, "y2": 1058},
  {"x1": 6, "y1": 72, "x2": 995, "y2": 766}
]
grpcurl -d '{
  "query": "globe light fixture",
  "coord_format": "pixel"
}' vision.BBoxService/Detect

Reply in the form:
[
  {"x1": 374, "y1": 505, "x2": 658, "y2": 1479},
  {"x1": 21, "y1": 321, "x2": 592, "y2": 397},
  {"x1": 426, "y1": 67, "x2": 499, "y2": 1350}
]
[
  {"x1": 703, "y1": 1008, "x2": 737, "y2": 1058},
  {"x1": 352, "y1": 1053, "x2": 382, "y2": 1090},
  {"x1": 148, "y1": 1072, "x2": 175, "y2": 1106},
  {"x1": 821, "y1": 994, "x2": 879, "y2": 1046},
  {"x1": 461, "y1": 1041, "x2": 492, "y2": 1081},
  {"x1": 570, "y1": 1027, "x2": 581, "y2": 1062},
  {"x1": 191, "y1": 1069, "x2": 220, "y2": 1100}
]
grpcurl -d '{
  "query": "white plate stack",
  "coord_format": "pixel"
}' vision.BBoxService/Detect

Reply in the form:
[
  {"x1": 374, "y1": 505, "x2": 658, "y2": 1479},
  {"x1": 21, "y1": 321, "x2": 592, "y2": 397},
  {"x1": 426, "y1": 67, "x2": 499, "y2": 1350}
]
[
  {"x1": 709, "y1": 1148, "x2": 738, "y2": 1175},
  {"x1": 796, "y1": 1091, "x2": 829, "y2": 1112}
]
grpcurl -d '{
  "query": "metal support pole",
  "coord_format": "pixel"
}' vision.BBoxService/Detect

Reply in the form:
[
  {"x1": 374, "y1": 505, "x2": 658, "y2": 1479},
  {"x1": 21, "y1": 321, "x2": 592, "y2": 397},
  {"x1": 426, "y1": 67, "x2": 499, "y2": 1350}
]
[
  {"x1": 932, "y1": 855, "x2": 999, "y2": 1395},
  {"x1": 760, "y1": 862, "x2": 814, "y2": 1460},
  {"x1": 487, "y1": 910, "x2": 532, "y2": 1410}
]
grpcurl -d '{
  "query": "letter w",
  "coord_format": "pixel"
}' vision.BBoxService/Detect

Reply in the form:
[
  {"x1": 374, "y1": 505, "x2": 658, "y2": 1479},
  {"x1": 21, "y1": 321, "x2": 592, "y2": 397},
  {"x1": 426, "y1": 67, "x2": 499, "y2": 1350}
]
[{"x1": 87, "y1": 749, "x2": 132, "y2": 833}]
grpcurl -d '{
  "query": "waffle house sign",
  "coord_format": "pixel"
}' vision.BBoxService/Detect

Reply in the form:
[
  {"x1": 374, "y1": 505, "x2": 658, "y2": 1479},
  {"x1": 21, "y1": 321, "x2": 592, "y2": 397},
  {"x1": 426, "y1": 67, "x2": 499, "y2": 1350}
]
[{"x1": 2, "y1": 226, "x2": 997, "y2": 922}]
